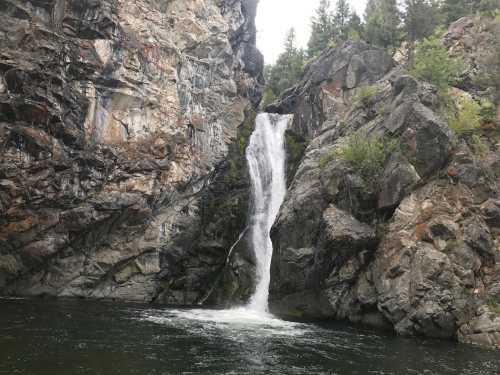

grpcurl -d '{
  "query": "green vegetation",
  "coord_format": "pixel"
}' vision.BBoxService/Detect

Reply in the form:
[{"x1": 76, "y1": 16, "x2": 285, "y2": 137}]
[
  {"x1": 410, "y1": 34, "x2": 464, "y2": 90},
  {"x1": 479, "y1": 99, "x2": 497, "y2": 123},
  {"x1": 285, "y1": 131, "x2": 307, "y2": 182},
  {"x1": 319, "y1": 148, "x2": 338, "y2": 169},
  {"x1": 471, "y1": 134, "x2": 489, "y2": 157},
  {"x1": 340, "y1": 135, "x2": 397, "y2": 176},
  {"x1": 377, "y1": 103, "x2": 388, "y2": 115},
  {"x1": 262, "y1": 29, "x2": 305, "y2": 108},
  {"x1": 286, "y1": 132, "x2": 306, "y2": 163},
  {"x1": 364, "y1": 0, "x2": 402, "y2": 49},
  {"x1": 448, "y1": 96, "x2": 482, "y2": 134},
  {"x1": 260, "y1": 87, "x2": 277, "y2": 111},
  {"x1": 404, "y1": 0, "x2": 443, "y2": 43},
  {"x1": 305, "y1": 0, "x2": 500, "y2": 56},
  {"x1": 354, "y1": 85, "x2": 384, "y2": 107},
  {"x1": 307, "y1": 0, "x2": 364, "y2": 57},
  {"x1": 442, "y1": 0, "x2": 474, "y2": 25},
  {"x1": 226, "y1": 110, "x2": 256, "y2": 184},
  {"x1": 321, "y1": 134, "x2": 397, "y2": 179},
  {"x1": 445, "y1": 96, "x2": 495, "y2": 156},
  {"x1": 479, "y1": 0, "x2": 500, "y2": 15},
  {"x1": 442, "y1": 0, "x2": 500, "y2": 24},
  {"x1": 264, "y1": 0, "x2": 498, "y2": 108},
  {"x1": 487, "y1": 299, "x2": 500, "y2": 315},
  {"x1": 308, "y1": 0, "x2": 336, "y2": 57},
  {"x1": 475, "y1": 20, "x2": 500, "y2": 107}
]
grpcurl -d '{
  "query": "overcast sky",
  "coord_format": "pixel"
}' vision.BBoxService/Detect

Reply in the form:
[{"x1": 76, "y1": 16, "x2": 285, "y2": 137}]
[{"x1": 256, "y1": 0, "x2": 368, "y2": 64}]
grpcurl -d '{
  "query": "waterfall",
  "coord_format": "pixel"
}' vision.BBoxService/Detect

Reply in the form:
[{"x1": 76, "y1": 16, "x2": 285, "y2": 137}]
[{"x1": 246, "y1": 113, "x2": 290, "y2": 312}]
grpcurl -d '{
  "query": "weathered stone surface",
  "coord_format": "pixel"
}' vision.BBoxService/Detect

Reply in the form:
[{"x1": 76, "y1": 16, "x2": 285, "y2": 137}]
[
  {"x1": 267, "y1": 21, "x2": 500, "y2": 349},
  {"x1": 378, "y1": 153, "x2": 421, "y2": 210},
  {"x1": 459, "y1": 306, "x2": 500, "y2": 349},
  {"x1": 0, "y1": 0, "x2": 263, "y2": 302},
  {"x1": 270, "y1": 202, "x2": 377, "y2": 319},
  {"x1": 443, "y1": 15, "x2": 500, "y2": 96},
  {"x1": 267, "y1": 41, "x2": 393, "y2": 139},
  {"x1": 482, "y1": 199, "x2": 500, "y2": 228},
  {"x1": 322, "y1": 206, "x2": 376, "y2": 252}
]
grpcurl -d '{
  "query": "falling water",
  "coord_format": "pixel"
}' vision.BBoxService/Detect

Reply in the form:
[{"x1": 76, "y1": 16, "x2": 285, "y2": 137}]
[{"x1": 246, "y1": 113, "x2": 290, "y2": 312}]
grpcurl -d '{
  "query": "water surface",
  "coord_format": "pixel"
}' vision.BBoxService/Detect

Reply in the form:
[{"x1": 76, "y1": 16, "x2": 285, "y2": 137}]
[{"x1": 0, "y1": 298, "x2": 499, "y2": 375}]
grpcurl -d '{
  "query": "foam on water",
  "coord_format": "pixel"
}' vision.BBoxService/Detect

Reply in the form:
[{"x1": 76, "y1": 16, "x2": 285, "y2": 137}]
[{"x1": 140, "y1": 308, "x2": 307, "y2": 338}]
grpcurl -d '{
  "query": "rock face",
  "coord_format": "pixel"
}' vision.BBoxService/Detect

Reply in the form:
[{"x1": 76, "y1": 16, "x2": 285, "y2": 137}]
[
  {"x1": 268, "y1": 18, "x2": 500, "y2": 349},
  {"x1": 0, "y1": 0, "x2": 263, "y2": 303}
]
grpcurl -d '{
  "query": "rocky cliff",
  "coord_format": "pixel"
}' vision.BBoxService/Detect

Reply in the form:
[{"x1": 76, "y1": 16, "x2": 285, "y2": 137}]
[
  {"x1": 1, "y1": 1, "x2": 499, "y2": 351},
  {"x1": 0, "y1": 0, "x2": 263, "y2": 304},
  {"x1": 268, "y1": 17, "x2": 500, "y2": 349}
]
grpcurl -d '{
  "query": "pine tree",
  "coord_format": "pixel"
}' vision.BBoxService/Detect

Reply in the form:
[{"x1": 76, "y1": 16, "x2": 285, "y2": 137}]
[
  {"x1": 410, "y1": 34, "x2": 464, "y2": 90},
  {"x1": 333, "y1": 0, "x2": 351, "y2": 41},
  {"x1": 404, "y1": 0, "x2": 442, "y2": 42},
  {"x1": 307, "y1": 0, "x2": 335, "y2": 57},
  {"x1": 476, "y1": 21, "x2": 500, "y2": 106},
  {"x1": 441, "y1": 0, "x2": 481, "y2": 24},
  {"x1": 365, "y1": 0, "x2": 378, "y2": 20},
  {"x1": 347, "y1": 12, "x2": 364, "y2": 40},
  {"x1": 284, "y1": 28, "x2": 298, "y2": 55},
  {"x1": 478, "y1": 0, "x2": 500, "y2": 15},
  {"x1": 264, "y1": 28, "x2": 305, "y2": 104},
  {"x1": 364, "y1": 0, "x2": 402, "y2": 49}
]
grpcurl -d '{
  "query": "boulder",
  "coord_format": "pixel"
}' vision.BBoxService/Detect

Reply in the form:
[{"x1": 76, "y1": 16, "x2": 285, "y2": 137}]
[
  {"x1": 378, "y1": 154, "x2": 421, "y2": 210},
  {"x1": 459, "y1": 306, "x2": 500, "y2": 349},
  {"x1": 322, "y1": 206, "x2": 376, "y2": 253}
]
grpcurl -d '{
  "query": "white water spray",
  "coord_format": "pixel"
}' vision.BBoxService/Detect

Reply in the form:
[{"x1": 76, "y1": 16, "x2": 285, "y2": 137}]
[{"x1": 246, "y1": 113, "x2": 290, "y2": 312}]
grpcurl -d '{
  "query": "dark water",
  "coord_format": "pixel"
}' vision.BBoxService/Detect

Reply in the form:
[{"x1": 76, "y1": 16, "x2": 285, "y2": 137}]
[{"x1": 1, "y1": 298, "x2": 499, "y2": 375}]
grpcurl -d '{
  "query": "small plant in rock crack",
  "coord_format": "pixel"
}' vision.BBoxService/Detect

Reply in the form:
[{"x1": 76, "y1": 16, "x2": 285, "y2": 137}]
[
  {"x1": 410, "y1": 33, "x2": 464, "y2": 91},
  {"x1": 470, "y1": 134, "x2": 489, "y2": 158},
  {"x1": 487, "y1": 299, "x2": 500, "y2": 316},
  {"x1": 354, "y1": 85, "x2": 384, "y2": 107},
  {"x1": 337, "y1": 134, "x2": 398, "y2": 180},
  {"x1": 447, "y1": 96, "x2": 482, "y2": 135}
]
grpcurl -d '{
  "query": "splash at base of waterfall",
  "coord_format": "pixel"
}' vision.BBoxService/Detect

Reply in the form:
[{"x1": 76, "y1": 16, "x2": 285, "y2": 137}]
[{"x1": 143, "y1": 307, "x2": 303, "y2": 334}]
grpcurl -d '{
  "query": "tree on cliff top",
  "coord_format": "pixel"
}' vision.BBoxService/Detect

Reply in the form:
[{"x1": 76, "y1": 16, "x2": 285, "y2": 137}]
[
  {"x1": 403, "y1": 0, "x2": 442, "y2": 43},
  {"x1": 410, "y1": 33, "x2": 464, "y2": 90},
  {"x1": 262, "y1": 28, "x2": 305, "y2": 108},
  {"x1": 333, "y1": 0, "x2": 351, "y2": 41},
  {"x1": 442, "y1": 0, "x2": 479, "y2": 24},
  {"x1": 308, "y1": 0, "x2": 336, "y2": 57},
  {"x1": 307, "y1": 0, "x2": 365, "y2": 57},
  {"x1": 364, "y1": 0, "x2": 402, "y2": 49}
]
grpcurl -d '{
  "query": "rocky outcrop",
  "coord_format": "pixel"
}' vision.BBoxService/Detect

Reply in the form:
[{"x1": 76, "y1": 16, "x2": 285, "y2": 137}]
[
  {"x1": 268, "y1": 17, "x2": 500, "y2": 349},
  {"x1": 0, "y1": 0, "x2": 263, "y2": 303}
]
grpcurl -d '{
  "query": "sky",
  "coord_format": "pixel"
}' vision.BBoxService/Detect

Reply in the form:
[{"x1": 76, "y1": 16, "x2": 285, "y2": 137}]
[{"x1": 256, "y1": 0, "x2": 368, "y2": 64}]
